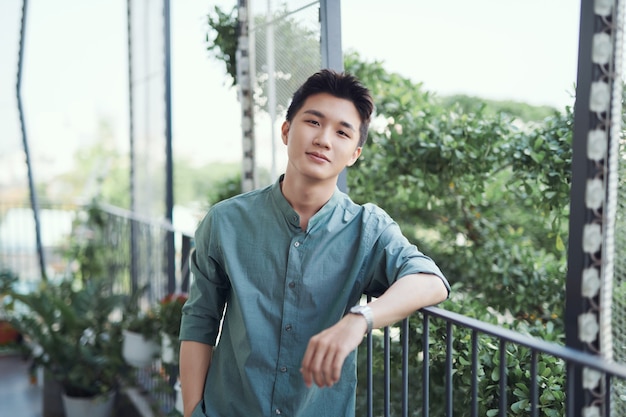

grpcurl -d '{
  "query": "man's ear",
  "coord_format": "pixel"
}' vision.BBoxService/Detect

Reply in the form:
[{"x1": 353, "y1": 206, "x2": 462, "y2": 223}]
[
  {"x1": 281, "y1": 121, "x2": 290, "y2": 145},
  {"x1": 346, "y1": 147, "x2": 362, "y2": 167}
]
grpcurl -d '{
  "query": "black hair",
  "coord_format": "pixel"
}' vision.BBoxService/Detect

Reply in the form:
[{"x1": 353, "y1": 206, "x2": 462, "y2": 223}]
[{"x1": 285, "y1": 69, "x2": 374, "y2": 147}]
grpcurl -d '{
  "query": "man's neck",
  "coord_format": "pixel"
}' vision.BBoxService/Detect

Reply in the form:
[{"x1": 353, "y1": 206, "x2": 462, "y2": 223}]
[{"x1": 280, "y1": 174, "x2": 336, "y2": 229}]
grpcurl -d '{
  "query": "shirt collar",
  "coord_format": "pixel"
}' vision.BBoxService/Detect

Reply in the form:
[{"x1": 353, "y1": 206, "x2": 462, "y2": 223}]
[{"x1": 271, "y1": 174, "x2": 343, "y2": 231}]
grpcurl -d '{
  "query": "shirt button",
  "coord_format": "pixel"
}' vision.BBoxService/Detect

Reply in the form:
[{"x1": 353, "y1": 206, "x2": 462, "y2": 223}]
[
  {"x1": 288, "y1": 281, "x2": 295, "y2": 289},
  {"x1": 294, "y1": 242, "x2": 300, "y2": 247},
  {"x1": 275, "y1": 409, "x2": 282, "y2": 415},
  {"x1": 285, "y1": 324, "x2": 292, "y2": 331},
  {"x1": 280, "y1": 366, "x2": 287, "y2": 372}
]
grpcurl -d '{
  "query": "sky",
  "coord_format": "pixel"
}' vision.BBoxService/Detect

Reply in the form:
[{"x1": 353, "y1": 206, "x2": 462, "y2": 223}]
[{"x1": 0, "y1": 0, "x2": 582, "y2": 189}]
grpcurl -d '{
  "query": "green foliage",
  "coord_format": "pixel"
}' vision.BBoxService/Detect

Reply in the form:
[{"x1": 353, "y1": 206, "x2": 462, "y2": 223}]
[
  {"x1": 205, "y1": 4, "x2": 320, "y2": 115},
  {"x1": 158, "y1": 294, "x2": 188, "y2": 338},
  {"x1": 4, "y1": 278, "x2": 128, "y2": 397},
  {"x1": 439, "y1": 94, "x2": 561, "y2": 123},
  {"x1": 205, "y1": 5, "x2": 239, "y2": 86},
  {"x1": 344, "y1": 52, "x2": 571, "y2": 415},
  {"x1": 122, "y1": 284, "x2": 161, "y2": 340},
  {"x1": 53, "y1": 119, "x2": 130, "y2": 208},
  {"x1": 357, "y1": 288, "x2": 566, "y2": 416},
  {"x1": 345, "y1": 51, "x2": 569, "y2": 322}
]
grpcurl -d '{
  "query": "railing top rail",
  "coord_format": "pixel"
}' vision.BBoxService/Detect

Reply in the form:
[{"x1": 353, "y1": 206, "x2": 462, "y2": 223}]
[
  {"x1": 96, "y1": 203, "x2": 194, "y2": 237},
  {"x1": 422, "y1": 306, "x2": 626, "y2": 379}
]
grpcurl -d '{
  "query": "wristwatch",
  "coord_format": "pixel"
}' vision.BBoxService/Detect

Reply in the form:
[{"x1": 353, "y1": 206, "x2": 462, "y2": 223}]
[{"x1": 349, "y1": 305, "x2": 374, "y2": 334}]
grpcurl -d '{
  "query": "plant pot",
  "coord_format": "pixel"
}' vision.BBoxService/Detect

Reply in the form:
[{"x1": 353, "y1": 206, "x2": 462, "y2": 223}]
[
  {"x1": 174, "y1": 380, "x2": 184, "y2": 414},
  {"x1": 62, "y1": 391, "x2": 115, "y2": 417},
  {"x1": 161, "y1": 332, "x2": 177, "y2": 364},
  {"x1": 0, "y1": 320, "x2": 20, "y2": 345},
  {"x1": 43, "y1": 370, "x2": 65, "y2": 417},
  {"x1": 122, "y1": 330, "x2": 159, "y2": 367}
]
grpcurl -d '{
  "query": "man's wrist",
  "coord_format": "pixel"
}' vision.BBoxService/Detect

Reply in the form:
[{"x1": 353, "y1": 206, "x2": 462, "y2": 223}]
[{"x1": 349, "y1": 305, "x2": 373, "y2": 334}]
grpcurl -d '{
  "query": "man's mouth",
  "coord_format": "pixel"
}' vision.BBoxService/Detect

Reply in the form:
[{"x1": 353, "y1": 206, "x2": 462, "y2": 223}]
[{"x1": 307, "y1": 152, "x2": 330, "y2": 162}]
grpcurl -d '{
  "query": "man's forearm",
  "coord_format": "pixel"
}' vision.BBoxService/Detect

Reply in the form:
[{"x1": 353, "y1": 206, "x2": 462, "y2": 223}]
[
  {"x1": 368, "y1": 273, "x2": 448, "y2": 329},
  {"x1": 179, "y1": 341, "x2": 213, "y2": 417}
]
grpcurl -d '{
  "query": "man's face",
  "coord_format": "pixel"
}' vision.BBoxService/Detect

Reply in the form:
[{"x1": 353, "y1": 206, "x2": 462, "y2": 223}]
[{"x1": 281, "y1": 93, "x2": 362, "y2": 183}]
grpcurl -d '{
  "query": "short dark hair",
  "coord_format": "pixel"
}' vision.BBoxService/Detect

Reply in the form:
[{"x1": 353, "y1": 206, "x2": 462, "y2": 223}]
[{"x1": 285, "y1": 69, "x2": 374, "y2": 147}]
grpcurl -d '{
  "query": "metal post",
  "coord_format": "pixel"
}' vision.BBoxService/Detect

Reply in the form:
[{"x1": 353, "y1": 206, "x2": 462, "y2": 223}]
[
  {"x1": 237, "y1": 0, "x2": 257, "y2": 193},
  {"x1": 266, "y1": 0, "x2": 278, "y2": 182},
  {"x1": 565, "y1": 1, "x2": 621, "y2": 415},
  {"x1": 163, "y1": 0, "x2": 176, "y2": 294},
  {"x1": 319, "y1": 0, "x2": 347, "y2": 192},
  {"x1": 16, "y1": 0, "x2": 47, "y2": 282},
  {"x1": 127, "y1": 0, "x2": 139, "y2": 294}
]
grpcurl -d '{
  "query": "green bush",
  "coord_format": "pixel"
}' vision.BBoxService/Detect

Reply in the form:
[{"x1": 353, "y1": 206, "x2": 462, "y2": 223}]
[{"x1": 345, "y1": 53, "x2": 571, "y2": 415}]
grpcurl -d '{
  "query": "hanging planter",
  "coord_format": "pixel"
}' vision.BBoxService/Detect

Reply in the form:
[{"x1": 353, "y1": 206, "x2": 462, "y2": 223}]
[{"x1": 122, "y1": 330, "x2": 159, "y2": 368}]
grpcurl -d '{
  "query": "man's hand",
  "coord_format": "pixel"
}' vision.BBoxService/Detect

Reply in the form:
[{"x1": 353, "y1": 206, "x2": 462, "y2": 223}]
[{"x1": 300, "y1": 313, "x2": 367, "y2": 388}]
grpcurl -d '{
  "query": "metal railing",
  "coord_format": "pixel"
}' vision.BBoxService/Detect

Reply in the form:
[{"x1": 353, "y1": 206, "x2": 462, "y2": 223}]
[
  {"x1": 4, "y1": 203, "x2": 626, "y2": 416},
  {"x1": 362, "y1": 307, "x2": 626, "y2": 417}
]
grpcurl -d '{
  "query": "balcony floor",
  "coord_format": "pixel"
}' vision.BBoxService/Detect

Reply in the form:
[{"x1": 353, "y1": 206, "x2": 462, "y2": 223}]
[{"x1": 0, "y1": 353, "x2": 42, "y2": 417}]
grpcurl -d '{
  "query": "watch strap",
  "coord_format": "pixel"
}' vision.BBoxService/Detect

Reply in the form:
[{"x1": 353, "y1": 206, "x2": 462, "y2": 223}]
[{"x1": 349, "y1": 305, "x2": 373, "y2": 334}]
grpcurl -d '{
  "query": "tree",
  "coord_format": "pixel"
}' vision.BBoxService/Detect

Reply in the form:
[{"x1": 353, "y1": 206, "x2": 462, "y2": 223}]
[
  {"x1": 345, "y1": 52, "x2": 570, "y2": 323},
  {"x1": 345, "y1": 52, "x2": 572, "y2": 416}
]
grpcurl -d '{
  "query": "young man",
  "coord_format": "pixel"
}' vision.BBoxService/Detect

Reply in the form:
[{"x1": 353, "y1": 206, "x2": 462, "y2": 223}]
[{"x1": 179, "y1": 69, "x2": 450, "y2": 417}]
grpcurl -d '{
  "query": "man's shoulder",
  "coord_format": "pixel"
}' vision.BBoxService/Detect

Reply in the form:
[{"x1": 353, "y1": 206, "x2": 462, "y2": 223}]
[
  {"x1": 359, "y1": 202, "x2": 393, "y2": 224},
  {"x1": 337, "y1": 198, "x2": 394, "y2": 231},
  {"x1": 211, "y1": 184, "x2": 272, "y2": 212}
]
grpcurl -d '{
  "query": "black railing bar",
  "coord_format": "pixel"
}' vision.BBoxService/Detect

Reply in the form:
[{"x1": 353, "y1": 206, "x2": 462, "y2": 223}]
[
  {"x1": 445, "y1": 321, "x2": 453, "y2": 417},
  {"x1": 422, "y1": 307, "x2": 626, "y2": 378},
  {"x1": 499, "y1": 339, "x2": 507, "y2": 417},
  {"x1": 367, "y1": 295, "x2": 373, "y2": 417},
  {"x1": 422, "y1": 314, "x2": 430, "y2": 417},
  {"x1": 384, "y1": 326, "x2": 390, "y2": 417},
  {"x1": 401, "y1": 318, "x2": 409, "y2": 417},
  {"x1": 531, "y1": 350, "x2": 538, "y2": 417},
  {"x1": 471, "y1": 330, "x2": 478, "y2": 417},
  {"x1": 566, "y1": 361, "x2": 575, "y2": 416}
]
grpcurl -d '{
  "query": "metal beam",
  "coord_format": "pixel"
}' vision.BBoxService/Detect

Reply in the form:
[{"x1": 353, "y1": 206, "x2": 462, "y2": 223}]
[{"x1": 16, "y1": 0, "x2": 47, "y2": 282}]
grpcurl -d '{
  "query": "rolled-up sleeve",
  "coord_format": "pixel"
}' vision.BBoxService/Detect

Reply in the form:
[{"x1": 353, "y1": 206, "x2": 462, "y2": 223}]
[
  {"x1": 180, "y1": 210, "x2": 230, "y2": 345},
  {"x1": 363, "y1": 216, "x2": 450, "y2": 298}
]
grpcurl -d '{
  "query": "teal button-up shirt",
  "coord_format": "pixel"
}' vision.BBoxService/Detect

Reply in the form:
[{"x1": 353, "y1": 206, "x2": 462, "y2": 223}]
[{"x1": 180, "y1": 176, "x2": 449, "y2": 417}]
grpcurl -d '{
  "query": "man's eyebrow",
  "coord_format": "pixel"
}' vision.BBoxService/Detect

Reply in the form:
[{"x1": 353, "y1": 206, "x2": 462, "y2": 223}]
[{"x1": 303, "y1": 109, "x2": 356, "y2": 132}]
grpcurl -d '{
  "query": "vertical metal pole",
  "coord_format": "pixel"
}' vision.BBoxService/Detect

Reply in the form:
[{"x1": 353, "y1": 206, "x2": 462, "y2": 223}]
[
  {"x1": 320, "y1": 0, "x2": 343, "y2": 71},
  {"x1": 565, "y1": 0, "x2": 608, "y2": 415},
  {"x1": 319, "y1": 0, "x2": 348, "y2": 193},
  {"x1": 127, "y1": 0, "x2": 139, "y2": 294},
  {"x1": 266, "y1": 0, "x2": 278, "y2": 182},
  {"x1": 237, "y1": 0, "x2": 257, "y2": 193},
  {"x1": 163, "y1": 0, "x2": 176, "y2": 294},
  {"x1": 16, "y1": 0, "x2": 47, "y2": 282}
]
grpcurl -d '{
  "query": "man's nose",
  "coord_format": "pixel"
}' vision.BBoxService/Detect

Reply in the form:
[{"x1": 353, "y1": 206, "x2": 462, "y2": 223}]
[{"x1": 314, "y1": 128, "x2": 331, "y2": 148}]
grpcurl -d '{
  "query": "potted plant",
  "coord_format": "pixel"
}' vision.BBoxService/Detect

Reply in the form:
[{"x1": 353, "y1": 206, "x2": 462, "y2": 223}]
[
  {"x1": 4, "y1": 277, "x2": 129, "y2": 417},
  {"x1": 122, "y1": 289, "x2": 161, "y2": 368},
  {"x1": 157, "y1": 293, "x2": 187, "y2": 365},
  {"x1": 0, "y1": 268, "x2": 20, "y2": 348}
]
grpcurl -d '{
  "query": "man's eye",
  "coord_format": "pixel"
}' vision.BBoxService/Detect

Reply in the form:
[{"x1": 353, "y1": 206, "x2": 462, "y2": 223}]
[
  {"x1": 338, "y1": 130, "x2": 349, "y2": 138},
  {"x1": 307, "y1": 120, "x2": 320, "y2": 126}
]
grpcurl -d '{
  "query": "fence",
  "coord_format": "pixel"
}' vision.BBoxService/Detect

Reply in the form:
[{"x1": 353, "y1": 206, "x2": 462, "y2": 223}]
[
  {"x1": 4, "y1": 201, "x2": 626, "y2": 416},
  {"x1": 358, "y1": 307, "x2": 626, "y2": 417}
]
